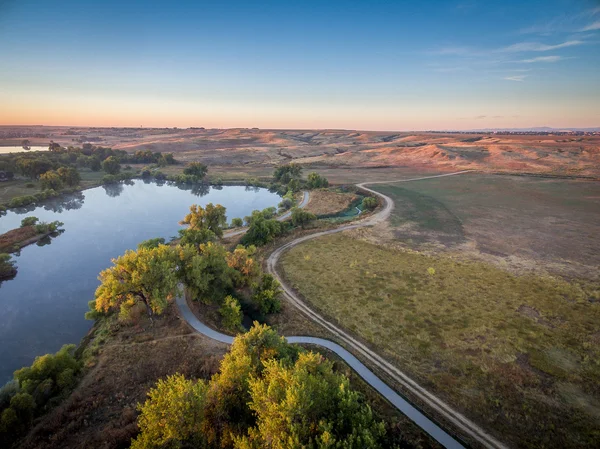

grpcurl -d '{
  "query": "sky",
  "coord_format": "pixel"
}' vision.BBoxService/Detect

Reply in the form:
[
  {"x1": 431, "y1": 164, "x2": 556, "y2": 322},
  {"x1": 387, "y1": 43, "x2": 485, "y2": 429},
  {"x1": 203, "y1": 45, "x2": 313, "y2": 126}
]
[{"x1": 0, "y1": 0, "x2": 599, "y2": 130}]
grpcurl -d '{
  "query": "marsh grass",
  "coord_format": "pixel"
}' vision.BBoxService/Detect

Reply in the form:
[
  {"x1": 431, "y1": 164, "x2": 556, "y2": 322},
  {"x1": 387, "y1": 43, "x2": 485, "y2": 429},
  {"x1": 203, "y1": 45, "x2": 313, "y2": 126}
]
[{"x1": 281, "y1": 233, "x2": 600, "y2": 448}]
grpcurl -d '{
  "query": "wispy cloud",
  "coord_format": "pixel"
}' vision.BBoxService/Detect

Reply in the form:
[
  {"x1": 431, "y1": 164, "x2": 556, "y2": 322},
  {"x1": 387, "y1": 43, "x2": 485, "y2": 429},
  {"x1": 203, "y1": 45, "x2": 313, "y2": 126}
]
[
  {"x1": 520, "y1": 7, "x2": 600, "y2": 35},
  {"x1": 504, "y1": 75, "x2": 527, "y2": 82},
  {"x1": 498, "y1": 40, "x2": 583, "y2": 52},
  {"x1": 520, "y1": 55, "x2": 562, "y2": 63},
  {"x1": 580, "y1": 20, "x2": 600, "y2": 31}
]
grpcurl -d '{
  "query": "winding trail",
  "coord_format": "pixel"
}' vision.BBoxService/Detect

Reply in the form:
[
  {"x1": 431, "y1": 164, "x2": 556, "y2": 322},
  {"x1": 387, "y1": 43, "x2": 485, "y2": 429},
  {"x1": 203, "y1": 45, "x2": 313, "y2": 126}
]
[{"x1": 177, "y1": 170, "x2": 508, "y2": 449}]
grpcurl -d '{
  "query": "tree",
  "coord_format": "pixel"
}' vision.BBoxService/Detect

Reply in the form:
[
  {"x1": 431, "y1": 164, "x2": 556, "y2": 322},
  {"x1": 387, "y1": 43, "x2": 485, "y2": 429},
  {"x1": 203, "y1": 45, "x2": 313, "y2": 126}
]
[
  {"x1": 226, "y1": 245, "x2": 258, "y2": 287},
  {"x1": 94, "y1": 245, "x2": 179, "y2": 316},
  {"x1": 291, "y1": 207, "x2": 316, "y2": 228},
  {"x1": 231, "y1": 217, "x2": 243, "y2": 227},
  {"x1": 48, "y1": 141, "x2": 62, "y2": 152},
  {"x1": 183, "y1": 162, "x2": 208, "y2": 180},
  {"x1": 89, "y1": 156, "x2": 102, "y2": 171},
  {"x1": 102, "y1": 156, "x2": 121, "y2": 175},
  {"x1": 21, "y1": 140, "x2": 31, "y2": 150},
  {"x1": 240, "y1": 211, "x2": 285, "y2": 246},
  {"x1": 179, "y1": 203, "x2": 227, "y2": 238},
  {"x1": 219, "y1": 295, "x2": 243, "y2": 332},
  {"x1": 137, "y1": 237, "x2": 166, "y2": 249},
  {"x1": 278, "y1": 197, "x2": 293, "y2": 211},
  {"x1": 131, "y1": 374, "x2": 207, "y2": 449},
  {"x1": 177, "y1": 243, "x2": 235, "y2": 304},
  {"x1": 362, "y1": 196, "x2": 378, "y2": 210},
  {"x1": 39, "y1": 170, "x2": 63, "y2": 190},
  {"x1": 307, "y1": 172, "x2": 329, "y2": 189},
  {"x1": 241, "y1": 351, "x2": 386, "y2": 448},
  {"x1": 273, "y1": 163, "x2": 302, "y2": 184},
  {"x1": 251, "y1": 274, "x2": 282, "y2": 314},
  {"x1": 56, "y1": 166, "x2": 81, "y2": 186}
]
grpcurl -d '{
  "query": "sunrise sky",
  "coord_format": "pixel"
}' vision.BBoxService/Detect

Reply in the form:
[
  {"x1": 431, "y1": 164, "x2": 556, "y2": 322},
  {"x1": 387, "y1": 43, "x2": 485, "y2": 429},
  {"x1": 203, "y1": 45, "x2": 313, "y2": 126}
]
[{"x1": 1, "y1": 0, "x2": 599, "y2": 130}]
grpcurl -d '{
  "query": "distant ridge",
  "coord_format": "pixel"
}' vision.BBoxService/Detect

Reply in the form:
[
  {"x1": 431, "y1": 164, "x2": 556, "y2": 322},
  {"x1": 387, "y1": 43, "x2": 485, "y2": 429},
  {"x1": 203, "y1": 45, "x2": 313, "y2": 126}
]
[{"x1": 452, "y1": 127, "x2": 600, "y2": 133}]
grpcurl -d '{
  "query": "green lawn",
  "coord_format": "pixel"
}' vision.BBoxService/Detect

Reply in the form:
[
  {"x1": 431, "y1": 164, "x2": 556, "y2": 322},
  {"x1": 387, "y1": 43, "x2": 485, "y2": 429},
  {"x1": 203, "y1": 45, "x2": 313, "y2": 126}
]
[{"x1": 281, "y1": 233, "x2": 600, "y2": 448}]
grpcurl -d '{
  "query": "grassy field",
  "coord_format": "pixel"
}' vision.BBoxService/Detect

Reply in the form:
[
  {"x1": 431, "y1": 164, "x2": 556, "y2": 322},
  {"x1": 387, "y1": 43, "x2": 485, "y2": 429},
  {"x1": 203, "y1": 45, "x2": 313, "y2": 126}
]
[
  {"x1": 371, "y1": 174, "x2": 600, "y2": 280},
  {"x1": 304, "y1": 188, "x2": 359, "y2": 216},
  {"x1": 280, "y1": 233, "x2": 600, "y2": 448}
]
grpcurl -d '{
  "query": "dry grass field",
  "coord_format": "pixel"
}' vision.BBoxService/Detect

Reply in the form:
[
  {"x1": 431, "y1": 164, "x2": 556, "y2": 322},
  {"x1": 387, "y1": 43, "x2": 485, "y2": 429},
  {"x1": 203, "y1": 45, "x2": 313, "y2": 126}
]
[
  {"x1": 2, "y1": 126, "x2": 599, "y2": 177},
  {"x1": 280, "y1": 233, "x2": 600, "y2": 448}
]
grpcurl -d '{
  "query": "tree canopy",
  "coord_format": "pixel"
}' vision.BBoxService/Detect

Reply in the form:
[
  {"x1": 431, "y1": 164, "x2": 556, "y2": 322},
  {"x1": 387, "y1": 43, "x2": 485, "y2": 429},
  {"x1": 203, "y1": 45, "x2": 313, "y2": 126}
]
[
  {"x1": 132, "y1": 324, "x2": 387, "y2": 449},
  {"x1": 94, "y1": 245, "x2": 179, "y2": 316},
  {"x1": 183, "y1": 162, "x2": 208, "y2": 180},
  {"x1": 291, "y1": 207, "x2": 317, "y2": 228},
  {"x1": 307, "y1": 172, "x2": 329, "y2": 189},
  {"x1": 179, "y1": 203, "x2": 227, "y2": 240}
]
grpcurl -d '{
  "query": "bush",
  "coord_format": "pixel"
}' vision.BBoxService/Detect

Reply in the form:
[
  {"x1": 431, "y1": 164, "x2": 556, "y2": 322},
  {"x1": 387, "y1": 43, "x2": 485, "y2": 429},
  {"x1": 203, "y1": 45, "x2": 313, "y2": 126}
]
[
  {"x1": 306, "y1": 172, "x2": 329, "y2": 189},
  {"x1": 25, "y1": 183, "x2": 35, "y2": 188},
  {"x1": 291, "y1": 207, "x2": 316, "y2": 228},
  {"x1": 8, "y1": 195, "x2": 37, "y2": 208},
  {"x1": 219, "y1": 296, "x2": 243, "y2": 332},
  {"x1": 102, "y1": 156, "x2": 121, "y2": 175},
  {"x1": 102, "y1": 174, "x2": 117, "y2": 184},
  {"x1": 138, "y1": 237, "x2": 166, "y2": 249},
  {"x1": 20, "y1": 216, "x2": 39, "y2": 227},
  {"x1": 252, "y1": 274, "x2": 282, "y2": 315},
  {"x1": 362, "y1": 196, "x2": 378, "y2": 210},
  {"x1": 278, "y1": 197, "x2": 293, "y2": 211},
  {"x1": 231, "y1": 218, "x2": 243, "y2": 227}
]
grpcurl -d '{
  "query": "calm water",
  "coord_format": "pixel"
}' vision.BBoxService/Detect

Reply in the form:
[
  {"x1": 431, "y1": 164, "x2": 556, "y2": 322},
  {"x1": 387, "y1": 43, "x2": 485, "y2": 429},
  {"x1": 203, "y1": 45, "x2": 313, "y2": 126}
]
[
  {"x1": 0, "y1": 181, "x2": 281, "y2": 382},
  {"x1": 0, "y1": 146, "x2": 49, "y2": 154}
]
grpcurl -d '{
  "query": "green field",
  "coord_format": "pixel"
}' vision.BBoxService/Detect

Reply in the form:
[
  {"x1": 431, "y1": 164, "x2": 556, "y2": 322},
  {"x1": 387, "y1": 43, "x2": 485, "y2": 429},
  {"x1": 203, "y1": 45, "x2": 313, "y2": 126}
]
[
  {"x1": 281, "y1": 233, "x2": 600, "y2": 448},
  {"x1": 372, "y1": 174, "x2": 600, "y2": 279}
]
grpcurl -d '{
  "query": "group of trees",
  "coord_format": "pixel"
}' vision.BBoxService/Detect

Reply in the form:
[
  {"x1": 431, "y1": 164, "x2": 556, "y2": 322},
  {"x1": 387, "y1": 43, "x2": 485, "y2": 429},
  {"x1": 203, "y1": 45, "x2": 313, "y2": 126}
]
[
  {"x1": 39, "y1": 167, "x2": 81, "y2": 190},
  {"x1": 131, "y1": 324, "x2": 388, "y2": 449},
  {"x1": 92, "y1": 203, "x2": 283, "y2": 332},
  {"x1": 0, "y1": 345, "x2": 81, "y2": 445},
  {"x1": 240, "y1": 208, "x2": 288, "y2": 246}
]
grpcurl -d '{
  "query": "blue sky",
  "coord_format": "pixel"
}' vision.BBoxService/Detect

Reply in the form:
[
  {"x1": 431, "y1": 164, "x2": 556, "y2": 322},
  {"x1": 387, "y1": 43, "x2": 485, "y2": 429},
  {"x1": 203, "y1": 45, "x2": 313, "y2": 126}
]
[{"x1": 0, "y1": 0, "x2": 599, "y2": 129}]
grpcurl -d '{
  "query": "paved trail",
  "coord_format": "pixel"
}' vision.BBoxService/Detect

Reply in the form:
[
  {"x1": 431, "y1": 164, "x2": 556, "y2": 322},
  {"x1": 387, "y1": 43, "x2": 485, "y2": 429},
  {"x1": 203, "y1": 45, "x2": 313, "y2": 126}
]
[{"x1": 177, "y1": 171, "x2": 508, "y2": 449}]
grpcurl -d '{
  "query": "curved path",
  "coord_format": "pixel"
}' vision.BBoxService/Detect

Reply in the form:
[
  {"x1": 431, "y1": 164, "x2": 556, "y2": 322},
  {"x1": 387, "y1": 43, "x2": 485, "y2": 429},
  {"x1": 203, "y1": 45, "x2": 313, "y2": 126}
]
[{"x1": 177, "y1": 171, "x2": 507, "y2": 449}]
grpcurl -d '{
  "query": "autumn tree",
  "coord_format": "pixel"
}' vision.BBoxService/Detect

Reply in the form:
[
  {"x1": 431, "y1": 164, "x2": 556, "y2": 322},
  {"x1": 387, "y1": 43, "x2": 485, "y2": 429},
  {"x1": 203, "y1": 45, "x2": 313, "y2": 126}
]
[
  {"x1": 226, "y1": 245, "x2": 258, "y2": 287},
  {"x1": 131, "y1": 374, "x2": 208, "y2": 449},
  {"x1": 179, "y1": 203, "x2": 227, "y2": 242},
  {"x1": 39, "y1": 171, "x2": 63, "y2": 190},
  {"x1": 56, "y1": 166, "x2": 81, "y2": 186},
  {"x1": 94, "y1": 245, "x2": 179, "y2": 316},
  {"x1": 307, "y1": 172, "x2": 329, "y2": 189},
  {"x1": 219, "y1": 295, "x2": 243, "y2": 332}
]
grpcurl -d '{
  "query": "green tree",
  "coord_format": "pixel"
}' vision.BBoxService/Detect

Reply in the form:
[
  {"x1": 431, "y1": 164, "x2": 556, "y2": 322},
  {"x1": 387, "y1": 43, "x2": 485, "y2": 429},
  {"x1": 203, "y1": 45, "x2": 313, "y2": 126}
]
[
  {"x1": 131, "y1": 374, "x2": 207, "y2": 449},
  {"x1": 307, "y1": 172, "x2": 329, "y2": 189},
  {"x1": 102, "y1": 156, "x2": 121, "y2": 175},
  {"x1": 39, "y1": 170, "x2": 63, "y2": 190},
  {"x1": 20, "y1": 216, "x2": 39, "y2": 227},
  {"x1": 177, "y1": 243, "x2": 235, "y2": 304},
  {"x1": 94, "y1": 245, "x2": 179, "y2": 316},
  {"x1": 273, "y1": 163, "x2": 302, "y2": 184},
  {"x1": 362, "y1": 197, "x2": 378, "y2": 210},
  {"x1": 89, "y1": 156, "x2": 102, "y2": 171},
  {"x1": 0, "y1": 253, "x2": 17, "y2": 280},
  {"x1": 183, "y1": 162, "x2": 208, "y2": 180},
  {"x1": 251, "y1": 274, "x2": 282, "y2": 314},
  {"x1": 291, "y1": 207, "x2": 316, "y2": 228},
  {"x1": 240, "y1": 211, "x2": 285, "y2": 246},
  {"x1": 219, "y1": 295, "x2": 243, "y2": 332},
  {"x1": 231, "y1": 217, "x2": 243, "y2": 227}
]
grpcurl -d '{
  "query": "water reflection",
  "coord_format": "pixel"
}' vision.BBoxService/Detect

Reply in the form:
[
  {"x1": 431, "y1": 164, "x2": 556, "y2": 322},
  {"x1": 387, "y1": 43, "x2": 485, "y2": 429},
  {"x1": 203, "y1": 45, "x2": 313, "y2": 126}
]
[{"x1": 0, "y1": 181, "x2": 282, "y2": 382}]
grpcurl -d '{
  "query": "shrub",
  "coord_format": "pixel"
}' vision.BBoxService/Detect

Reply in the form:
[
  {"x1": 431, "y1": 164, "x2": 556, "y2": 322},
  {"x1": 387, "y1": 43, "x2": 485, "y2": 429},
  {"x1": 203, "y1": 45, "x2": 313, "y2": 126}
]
[
  {"x1": 219, "y1": 296, "x2": 243, "y2": 332},
  {"x1": 231, "y1": 218, "x2": 243, "y2": 227},
  {"x1": 362, "y1": 196, "x2": 378, "y2": 210},
  {"x1": 25, "y1": 183, "x2": 35, "y2": 188},
  {"x1": 278, "y1": 197, "x2": 293, "y2": 211},
  {"x1": 252, "y1": 274, "x2": 282, "y2": 314},
  {"x1": 291, "y1": 207, "x2": 316, "y2": 228},
  {"x1": 137, "y1": 237, "x2": 166, "y2": 249},
  {"x1": 306, "y1": 172, "x2": 329, "y2": 189},
  {"x1": 20, "y1": 216, "x2": 39, "y2": 227}
]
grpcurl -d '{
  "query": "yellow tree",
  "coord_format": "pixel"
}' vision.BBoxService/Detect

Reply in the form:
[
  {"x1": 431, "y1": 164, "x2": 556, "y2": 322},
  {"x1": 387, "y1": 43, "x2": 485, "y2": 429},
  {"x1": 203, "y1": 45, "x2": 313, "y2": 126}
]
[
  {"x1": 95, "y1": 245, "x2": 179, "y2": 317},
  {"x1": 179, "y1": 203, "x2": 227, "y2": 238},
  {"x1": 226, "y1": 245, "x2": 258, "y2": 287}
]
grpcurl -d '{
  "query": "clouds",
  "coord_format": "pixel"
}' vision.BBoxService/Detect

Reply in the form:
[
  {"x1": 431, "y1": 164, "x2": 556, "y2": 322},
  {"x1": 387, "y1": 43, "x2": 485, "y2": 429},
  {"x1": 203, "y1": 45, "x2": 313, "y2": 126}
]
[
  {"x1": 504, "y1": 75, "x2": 527, "y2": 82},
  {"x1": 498, "y1": 40, "x2": 583, "y2": 53},
  {"x1": 580, "y1": 20, "x2": 600, "y2": 32},
  {"x1": 520, "y1": 55, "x2": 562, "y2": 63}
]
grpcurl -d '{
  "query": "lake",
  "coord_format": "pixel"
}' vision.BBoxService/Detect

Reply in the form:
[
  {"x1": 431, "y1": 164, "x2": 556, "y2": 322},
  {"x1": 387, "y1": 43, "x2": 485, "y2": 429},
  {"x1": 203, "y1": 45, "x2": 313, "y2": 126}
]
[
  {"x1": 0, "y1": 146, "x2": 49, "y2": 154},
  {"x1": 0, "y1": 181, "x2": 281, "y2": 382}
]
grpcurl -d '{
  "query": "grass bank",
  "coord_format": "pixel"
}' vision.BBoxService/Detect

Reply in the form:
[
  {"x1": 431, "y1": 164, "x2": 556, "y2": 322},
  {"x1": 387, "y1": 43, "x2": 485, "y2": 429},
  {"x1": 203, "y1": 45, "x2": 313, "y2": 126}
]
[{"x1": 280, "y1": 233, "x2": 600, "y2": 448}]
